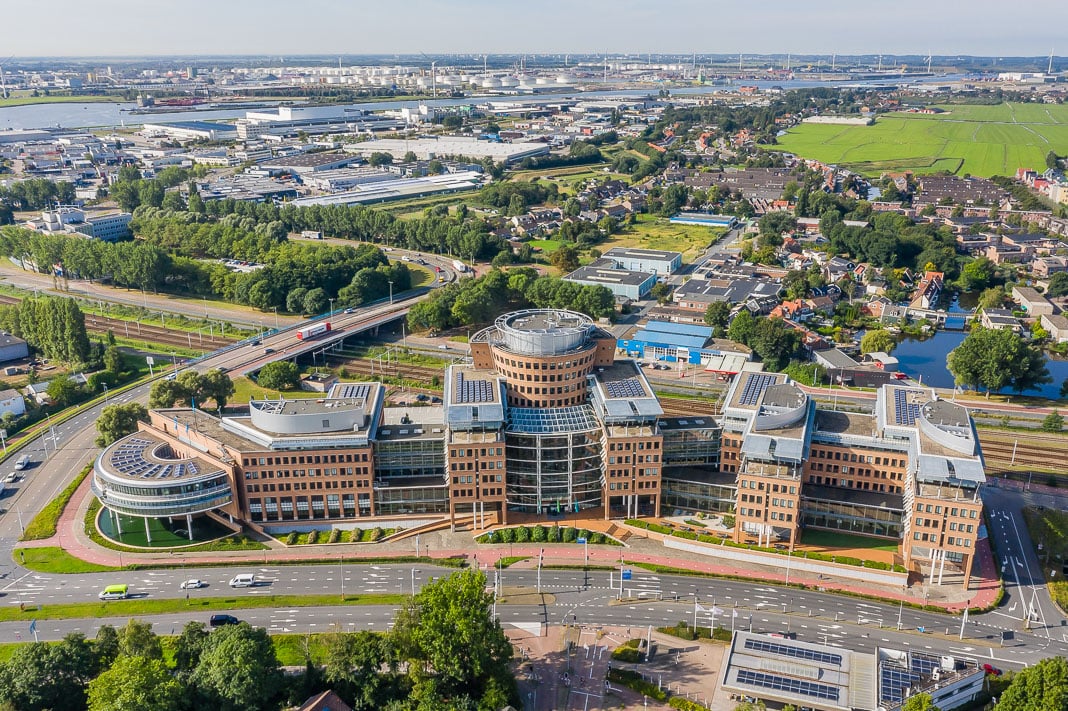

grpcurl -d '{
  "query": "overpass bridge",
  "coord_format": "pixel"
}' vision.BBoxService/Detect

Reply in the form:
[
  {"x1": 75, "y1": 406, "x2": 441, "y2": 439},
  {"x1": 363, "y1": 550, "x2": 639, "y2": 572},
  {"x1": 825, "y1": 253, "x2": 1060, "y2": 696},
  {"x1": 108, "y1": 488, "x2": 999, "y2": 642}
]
[{"x1": 191, "y1": 297, "x2": 415, "y2": 378}]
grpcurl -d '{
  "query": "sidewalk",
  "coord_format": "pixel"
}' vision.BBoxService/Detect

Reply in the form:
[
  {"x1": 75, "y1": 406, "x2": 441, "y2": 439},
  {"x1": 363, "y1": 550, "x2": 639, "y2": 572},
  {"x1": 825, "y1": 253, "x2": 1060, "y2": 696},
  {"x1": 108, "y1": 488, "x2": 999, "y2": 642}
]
[{"x1": 23, "y1": 475, "x2": 1000, "y2": 613}]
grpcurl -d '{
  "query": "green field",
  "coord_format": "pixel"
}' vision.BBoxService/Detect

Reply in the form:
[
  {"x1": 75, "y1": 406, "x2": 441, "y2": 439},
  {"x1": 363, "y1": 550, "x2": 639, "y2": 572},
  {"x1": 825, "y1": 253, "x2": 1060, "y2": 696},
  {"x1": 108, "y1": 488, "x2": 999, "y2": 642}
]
[{"x1": 770, "y1": 103, "x2": 1068, "y2": 177}]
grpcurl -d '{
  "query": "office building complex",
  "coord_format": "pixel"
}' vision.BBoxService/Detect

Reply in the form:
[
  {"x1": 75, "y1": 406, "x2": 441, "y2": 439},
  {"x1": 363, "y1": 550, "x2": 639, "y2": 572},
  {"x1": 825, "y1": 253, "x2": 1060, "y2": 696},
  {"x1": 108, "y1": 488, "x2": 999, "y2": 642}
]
[{"x1": 93, "y1": 311, "x2": 985, "y2": 587}]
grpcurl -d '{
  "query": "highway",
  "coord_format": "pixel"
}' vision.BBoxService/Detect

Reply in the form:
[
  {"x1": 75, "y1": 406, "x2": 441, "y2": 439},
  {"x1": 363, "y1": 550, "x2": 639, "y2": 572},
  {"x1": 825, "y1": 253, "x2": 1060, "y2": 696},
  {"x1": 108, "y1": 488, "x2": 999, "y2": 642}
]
[{"x1": 1, "y1": 563, "x2": 1064, "y2": 670}]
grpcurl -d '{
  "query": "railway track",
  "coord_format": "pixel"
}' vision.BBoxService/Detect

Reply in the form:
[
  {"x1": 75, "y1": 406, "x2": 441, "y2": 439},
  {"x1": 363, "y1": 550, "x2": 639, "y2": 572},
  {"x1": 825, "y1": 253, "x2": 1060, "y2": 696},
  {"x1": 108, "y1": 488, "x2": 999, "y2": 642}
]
[
  {"x1": 0, "y1": 293, "x2": 238, "y2": 351},
  {"x1": 337, "y1": 358, "x2": 442, "y2": 383}
]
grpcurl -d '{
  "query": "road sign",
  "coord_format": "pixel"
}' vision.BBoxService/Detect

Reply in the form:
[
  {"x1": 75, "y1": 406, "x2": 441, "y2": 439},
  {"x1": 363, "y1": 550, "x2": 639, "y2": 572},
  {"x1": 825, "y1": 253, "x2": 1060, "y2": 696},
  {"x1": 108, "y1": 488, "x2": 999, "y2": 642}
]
[
  {"x1": 622, "y1": 569, "x2": 632, "y2": 581},
  {"x1": 576, "y1": 538, "x2": 587, "y2": 545},
  {"x1": 145, "y1": 356, "x2": 155, "y2": 365}
]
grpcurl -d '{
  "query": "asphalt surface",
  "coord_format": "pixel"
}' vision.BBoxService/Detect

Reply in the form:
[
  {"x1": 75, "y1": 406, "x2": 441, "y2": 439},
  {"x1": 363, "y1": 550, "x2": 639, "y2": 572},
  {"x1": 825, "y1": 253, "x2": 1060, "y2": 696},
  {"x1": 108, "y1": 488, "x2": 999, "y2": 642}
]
[{"x1": 1, "y1": 563, "x2": 1062, "y2": 670}]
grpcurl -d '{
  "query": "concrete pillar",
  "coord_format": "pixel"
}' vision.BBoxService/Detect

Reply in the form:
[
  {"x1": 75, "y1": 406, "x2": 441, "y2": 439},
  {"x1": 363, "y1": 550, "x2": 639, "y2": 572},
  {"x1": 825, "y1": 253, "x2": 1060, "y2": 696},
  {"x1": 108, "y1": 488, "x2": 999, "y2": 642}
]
[
  {"x1": 114, "y1": 510, "x2": 123, "y2": 535},
  {"x1": 962, "y1": 553, "x2": 973, "y2": 589},
  {"x1": 144, "y1": 516, "x2": 152, "y2": 543},
  {"x1": 186, "y1": 514, "x2": 194, "y2": 541}
]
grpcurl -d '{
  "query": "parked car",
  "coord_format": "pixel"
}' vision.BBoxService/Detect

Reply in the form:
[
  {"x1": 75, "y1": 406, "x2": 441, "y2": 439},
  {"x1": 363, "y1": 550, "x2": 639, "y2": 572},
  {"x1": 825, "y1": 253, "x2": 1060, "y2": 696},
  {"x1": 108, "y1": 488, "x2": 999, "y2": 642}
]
[
  {"x1": 180, "y1": 579, "x2": 205, "y2": 590},
  {"x1": 209, "y1": 614, "x2": 240, "y2": 627}
]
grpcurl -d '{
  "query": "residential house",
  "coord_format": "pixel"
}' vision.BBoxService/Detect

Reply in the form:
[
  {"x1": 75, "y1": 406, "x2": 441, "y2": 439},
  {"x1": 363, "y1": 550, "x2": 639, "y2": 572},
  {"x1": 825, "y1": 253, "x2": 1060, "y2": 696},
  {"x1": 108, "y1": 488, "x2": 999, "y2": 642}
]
[
  {"x1": 294, "y1": 690, "x2": 354, "y2": 711},
  {"x1": 979, "y1": 308, "x2": 1023, "y2": 333},
  {"x1": 1041, "y1": 313, "x2": 1068, "y2": 343},
  {"x1": 909, "y1": 271, "x2": 944, "y2": 309},
  {"x1": 1034, "y1": 256, "x2": 1068, "y2": 278},
  {"x1": 0, "y1": 388, "x2": 26, "y2": 418},
  {"x1": 1012, "y1": 286, "x2": 1056, "y2": 316}
]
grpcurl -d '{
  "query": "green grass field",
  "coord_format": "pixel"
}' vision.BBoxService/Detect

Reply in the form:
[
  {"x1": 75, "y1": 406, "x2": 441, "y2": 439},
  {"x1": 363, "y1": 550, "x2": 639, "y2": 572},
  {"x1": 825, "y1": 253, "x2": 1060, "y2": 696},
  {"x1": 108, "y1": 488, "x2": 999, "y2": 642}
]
[{"x1": 770, "y1": 102, "x2": 1068, "y2": 177}]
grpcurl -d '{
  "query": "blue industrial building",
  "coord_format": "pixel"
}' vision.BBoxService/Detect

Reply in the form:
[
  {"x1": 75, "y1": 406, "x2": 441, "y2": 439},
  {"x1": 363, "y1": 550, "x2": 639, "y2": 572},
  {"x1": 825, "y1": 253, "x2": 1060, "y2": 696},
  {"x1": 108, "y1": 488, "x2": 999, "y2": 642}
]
[{"x1": 616, "y1": 321, "x2": 750, "y2": 372}]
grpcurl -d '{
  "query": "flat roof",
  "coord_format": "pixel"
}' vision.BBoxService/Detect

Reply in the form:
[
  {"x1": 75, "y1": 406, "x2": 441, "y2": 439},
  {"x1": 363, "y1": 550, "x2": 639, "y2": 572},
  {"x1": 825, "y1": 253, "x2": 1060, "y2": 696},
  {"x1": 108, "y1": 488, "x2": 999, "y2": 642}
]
[
  {"x1": 641, "y1": 320, "x2": 714, "y2": 339},
  {"x1": 377, "y1": 407, "x2": 445, "y2": 440},
  {"x1": 261, "y1": 152, "x2": 354, "y2": 168},
  {"x1": 602, "y1": 247, "x2": 682, "y2": 261},
  {"x1": 565, "y1": 265, "x2": 653, "y2": 287},
  {"x1": 629, "y1": 329, "x2": 708, "y2": 350},
  {"x1": 100, "y1": 431, "x2": 226, "y2": 483}
]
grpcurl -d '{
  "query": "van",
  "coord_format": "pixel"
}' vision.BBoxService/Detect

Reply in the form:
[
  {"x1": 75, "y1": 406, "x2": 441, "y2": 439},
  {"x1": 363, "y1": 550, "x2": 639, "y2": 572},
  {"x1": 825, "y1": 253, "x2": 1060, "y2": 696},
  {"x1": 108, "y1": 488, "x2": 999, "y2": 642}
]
[
  {"x1": 229, "y1": 574, "x2": 256, "y2": 588},
  {"x1": 98, "y1": 584, "x2": 128, "y2": 600},
  {"x1": 14, "y1": 455, "x2": 30, "y2": 471}
]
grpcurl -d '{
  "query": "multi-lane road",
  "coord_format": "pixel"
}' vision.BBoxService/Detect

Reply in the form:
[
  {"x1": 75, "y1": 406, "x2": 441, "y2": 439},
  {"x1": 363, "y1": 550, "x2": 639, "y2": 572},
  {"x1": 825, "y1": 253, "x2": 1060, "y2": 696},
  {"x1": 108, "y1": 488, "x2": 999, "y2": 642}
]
[{"x1": 2, "y1": 563, "x2": 1063, "y2": 670}]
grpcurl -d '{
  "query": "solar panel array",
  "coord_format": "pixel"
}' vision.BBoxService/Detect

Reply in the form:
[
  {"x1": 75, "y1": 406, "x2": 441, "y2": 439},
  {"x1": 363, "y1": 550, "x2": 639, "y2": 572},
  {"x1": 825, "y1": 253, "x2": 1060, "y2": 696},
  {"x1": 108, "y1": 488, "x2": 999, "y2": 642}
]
[
  {"x1": 739, "y1": 373, "x2": 776, "y2": 406},
  {"x1": 736, "y1": 670, "x2": 839, "y2": 702},
  {"x1": 333, "y1": 384, "x2": 372, "y2": 400},
  {"x1": 604, "y1": 377, "x2": 645, "y2": 399},
  {"x1": 880, "y1": 667, "x2": 920, "y2": 703},
  {"x1": 455, "y1": 372, "x2": 495, "y2": 404},
  {"x1": 744, "y1": 638, "x2": 842, "y2": 667},
  {"x1": 109, "y1": 438, "x2": 201, "y2": 479},
  {"x1": 893, "y1": 388, "x2": 921, "y2": 426}
]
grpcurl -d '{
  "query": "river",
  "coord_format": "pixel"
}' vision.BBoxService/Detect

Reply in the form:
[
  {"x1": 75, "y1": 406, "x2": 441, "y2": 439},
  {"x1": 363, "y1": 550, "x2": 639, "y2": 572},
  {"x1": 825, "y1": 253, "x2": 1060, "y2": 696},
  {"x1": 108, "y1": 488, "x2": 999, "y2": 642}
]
[
  {"x1": 893, "y1": 330, "x2": 1068, "y2": 399},
  {"x1": 0, "y1": 75, "x2": 969, "y2": 131}
]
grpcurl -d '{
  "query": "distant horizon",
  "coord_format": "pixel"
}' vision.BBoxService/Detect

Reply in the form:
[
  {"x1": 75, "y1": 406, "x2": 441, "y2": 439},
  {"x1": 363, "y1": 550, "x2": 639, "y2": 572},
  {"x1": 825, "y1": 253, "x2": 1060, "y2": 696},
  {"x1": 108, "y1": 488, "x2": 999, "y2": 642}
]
[{"x1": 2, "y1": 1, "x2": 1063, "y2": 58}]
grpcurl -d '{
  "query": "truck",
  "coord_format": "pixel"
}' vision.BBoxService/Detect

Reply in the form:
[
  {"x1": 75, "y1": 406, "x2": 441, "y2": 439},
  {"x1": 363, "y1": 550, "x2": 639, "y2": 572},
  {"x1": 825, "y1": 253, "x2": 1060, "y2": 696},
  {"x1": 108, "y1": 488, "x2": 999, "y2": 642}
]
[
  {"x1": 452, "y1": 260, "x2": 469, "y2": 273},
  {"x1": 296, "y1": 322, "x2": 332, "y2": 340}
]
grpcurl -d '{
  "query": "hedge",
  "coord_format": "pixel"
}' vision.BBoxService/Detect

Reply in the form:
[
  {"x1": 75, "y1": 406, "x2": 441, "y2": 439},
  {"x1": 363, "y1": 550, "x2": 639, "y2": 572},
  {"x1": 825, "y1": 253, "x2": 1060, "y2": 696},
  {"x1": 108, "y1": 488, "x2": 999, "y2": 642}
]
[
  {"x1": 477, "y1": 525, "x2": 619, "y2": 546},
  {"x1": 20, "y1": 465, "x2": 92, "y2": 541},
  {"x1": 607, "y1": 668, "x2": 666, "y2": 702}
]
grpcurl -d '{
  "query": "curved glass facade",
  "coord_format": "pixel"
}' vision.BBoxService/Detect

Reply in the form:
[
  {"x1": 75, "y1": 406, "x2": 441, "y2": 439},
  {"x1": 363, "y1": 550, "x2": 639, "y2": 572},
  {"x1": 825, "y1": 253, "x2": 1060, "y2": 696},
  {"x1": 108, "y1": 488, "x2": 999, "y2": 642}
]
[
  {"x1": 505, "y1": 430, "x2": 603, "y2": 513},
  {"x1": 93, "y1": 461, "x2": 233, "y2": 518}
]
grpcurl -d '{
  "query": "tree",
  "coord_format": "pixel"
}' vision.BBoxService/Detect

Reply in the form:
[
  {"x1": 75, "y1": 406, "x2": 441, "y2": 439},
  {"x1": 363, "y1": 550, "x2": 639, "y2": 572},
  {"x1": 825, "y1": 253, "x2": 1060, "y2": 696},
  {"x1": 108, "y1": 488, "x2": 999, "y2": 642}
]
[
  {"x1": 1043, "y1": 410, "x2": 1065, "y2": 433},
  {"x1": 198, "y1": 369, "x2": 235, "y2": 412},
  {"x1": 94, "y1": 625, "x2": 120, "y2": 670},
  {"x1": 324, "y1": 630, "x2": 390, "y2": 709},
  {"x1": 191, "y1": 623, "x2": 282, "y2": 711},
  {"x1": 427, "y1": 159, "x2": 444, "y2": 175},
  {"x1": 286, "y1": 287, "x2": 309, "y2": 314},
  {"x1": 46, "y1": 375, "x2": 81, "y2": 407},
  {"x1": 960, "y1": 257, "x2": 996, "y2": 291},
  {"x1": 302, "y1": 287, "x2": 329, "y2": 315},
  {"x1": 727, "y1": 309, "x2": 757, "y2": 346},
  {"x1": 748, "y1": 318, "x2": 802, "y2": 371},
  {"x1": 441, "y1": 114, "x2": 463, "y2": 130},
  {"x1": 978, "y1": 286, "x2": 1006, "y2": 311},
  {"x1": 1060, "y1": 378, "x2": 1068, "y2": 399},
  {"x1": 947, "y1": 326, "x2": 1052, "y2": 396},
  {"x1": 149, "y1": 378, "x2": 188, "y2": 408},
  {"x1": 95, "y1": 403, "x2": 148, "y2": 447},
  {"x1": 549, "y1": 245, "x2": 580, "y2": 274},
  {"x1": 87, "y1": 655, "x2": 182, "y2": 711},
  {"x1": 1048, "y1": 272, "x2": 1068, "y2": 298},
  {"x1": 368, "y1": 152, "x2": 394, "y2": 167},
  {"x1": 704, "y1": 301, "x2": 731, "y2": 335},
  {"x1": 118, "y1": 619, "x2": 162, "y2": 661},
  {"x1": 103, "y1": 345, "x2": 124, "y2": 375},
  {"x1": 901, "y1": 693, "x2": 940, "y2": 711},
  {"x1": 999, "y1": 656, "x2": 1068, "y2": 711},
  {"x1": 0, "y1": 633, "x2": 98, "y2": 710},
  {"x1": 1047, "y1": 150, "x2": 1060, "y2": 170},
  {"x1": 257, "y1": 361, "x2": 300, "y2": 391},
  {"x1": 173, "y1": 621, "x2": 210, "y2": 673},
  {"x1": 391, "y1": 569, "x2": 516, "y2": 705},
  {"x1": 860, "y1": 329, "x2": 897, "y2": 355}
]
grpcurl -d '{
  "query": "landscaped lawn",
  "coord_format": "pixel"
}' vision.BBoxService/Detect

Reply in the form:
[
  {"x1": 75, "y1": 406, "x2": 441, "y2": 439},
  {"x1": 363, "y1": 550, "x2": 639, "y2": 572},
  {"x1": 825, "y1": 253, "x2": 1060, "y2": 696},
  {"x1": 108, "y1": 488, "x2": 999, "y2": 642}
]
[
  {"x1": 13, "y1": 547, "x2": 119, "y2": 574},
  {"x1": 605, "y1": 213, "x2": 726, "y2": 261},
  {"x1": 230, "y1": 376, "x2": 321, "y2": 404},
  {"x1": 769, "y1": 102, "x2": 1068, "y2": 177},
  {"x1": 800, "y1": 529, "x2": 898, "y2": 552}
]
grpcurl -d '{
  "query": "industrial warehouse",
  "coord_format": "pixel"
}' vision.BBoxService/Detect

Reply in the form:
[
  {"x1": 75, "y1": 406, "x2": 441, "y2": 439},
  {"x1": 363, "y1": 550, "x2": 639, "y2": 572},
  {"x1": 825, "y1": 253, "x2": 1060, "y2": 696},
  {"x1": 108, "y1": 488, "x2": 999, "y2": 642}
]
[{"x1": 93, "y1": 309, "x2": 985, "y2": 588}]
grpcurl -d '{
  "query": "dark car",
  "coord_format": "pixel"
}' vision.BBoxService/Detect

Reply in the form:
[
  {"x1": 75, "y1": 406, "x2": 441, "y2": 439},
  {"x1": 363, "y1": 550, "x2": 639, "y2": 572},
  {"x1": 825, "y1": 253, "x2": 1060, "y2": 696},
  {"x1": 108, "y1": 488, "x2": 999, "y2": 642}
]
[{"x1": 209, "y1": 614, "x2": 240, "y2": 628}]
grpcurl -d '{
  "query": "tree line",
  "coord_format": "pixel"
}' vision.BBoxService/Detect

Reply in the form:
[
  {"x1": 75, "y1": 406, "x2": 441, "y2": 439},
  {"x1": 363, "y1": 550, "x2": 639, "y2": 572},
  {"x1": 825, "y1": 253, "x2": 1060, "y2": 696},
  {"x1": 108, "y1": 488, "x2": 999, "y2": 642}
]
[
  {"x1": 407, "y1": 268, "x2": 615, "y2": 333},
  {"x1": 0, "y1": 569, "x2": 517, "y2": 711}
]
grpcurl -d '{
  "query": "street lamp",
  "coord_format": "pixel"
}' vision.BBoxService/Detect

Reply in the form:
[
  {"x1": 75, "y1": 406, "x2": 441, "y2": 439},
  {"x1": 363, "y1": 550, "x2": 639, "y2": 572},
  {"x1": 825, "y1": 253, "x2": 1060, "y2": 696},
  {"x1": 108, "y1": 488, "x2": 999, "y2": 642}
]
[
  {"x1": 328, "y1": 298, "x2": 335, "y2": 314},
  {"x1": 388, "y1": 281, "x2": 394, "y2": 305},
  {"x1": 102, "y1": 383, "x2": 109, "y2": 406}
]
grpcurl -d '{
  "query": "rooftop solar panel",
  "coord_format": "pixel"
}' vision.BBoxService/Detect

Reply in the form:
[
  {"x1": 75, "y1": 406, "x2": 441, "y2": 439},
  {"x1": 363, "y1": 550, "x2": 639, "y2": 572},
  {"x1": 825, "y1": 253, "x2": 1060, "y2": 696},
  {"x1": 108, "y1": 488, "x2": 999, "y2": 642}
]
[
  {"x1": 739, "y1": 373, "x2": 776, "y2": 406},
  {"x1": 455, "y1": 372, "x2": 495, "y2": 404},
  {"x1": 736, "y1": 670, "x2": 839, "y2": 702},
  {"x1": 743, "y1": 638, "x2": 842, "y2": 667}
]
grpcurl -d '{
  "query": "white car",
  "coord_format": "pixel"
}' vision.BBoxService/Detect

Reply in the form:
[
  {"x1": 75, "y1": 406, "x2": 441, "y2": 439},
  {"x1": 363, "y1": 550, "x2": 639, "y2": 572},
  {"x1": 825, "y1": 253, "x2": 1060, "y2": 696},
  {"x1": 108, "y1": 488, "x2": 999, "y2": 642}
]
[
  {"x1": 3, "y1": 472, "x2": 18, "y2": 484},
  {"x1": 179, "y1": 579, "x2": 205, "y2": 590}
]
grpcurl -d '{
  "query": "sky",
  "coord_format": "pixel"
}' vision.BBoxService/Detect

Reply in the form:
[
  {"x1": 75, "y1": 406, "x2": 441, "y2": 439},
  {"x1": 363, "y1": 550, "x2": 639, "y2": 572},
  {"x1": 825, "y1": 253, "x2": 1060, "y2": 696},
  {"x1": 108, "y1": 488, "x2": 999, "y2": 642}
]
[{"x1": 4, "y1": 0, "x2": 1067, "y2": 58}]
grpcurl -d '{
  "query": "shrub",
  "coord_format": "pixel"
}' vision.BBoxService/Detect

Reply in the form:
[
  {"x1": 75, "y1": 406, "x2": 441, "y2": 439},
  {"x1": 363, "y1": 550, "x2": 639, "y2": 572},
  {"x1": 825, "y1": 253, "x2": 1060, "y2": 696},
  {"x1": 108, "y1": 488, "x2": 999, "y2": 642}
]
[
  {"x1": 669, "y1": 697, "x2": 711, "y2": 711},
  {"x1": 532, "y1": 525, "x2": 547, "y2": 543},
  {"x1": 284, "y1": 532, "x2": 298, "y2": 546},
  {"x1": 590, "y1": 532, "x2": 606, "y2": 545},
  {"x1": 562, "y1": 527, "x2": 578, "y2": 543},
  {"x1": 327, "y1": 529, "x2": 341, "y2": 544},
  {"x1": 721, "y1": 515, "x2": 735, "y2": 528},
  {"x1": 372, "y1": 527, "x2": 384, "y2": 541},
  {"x1": 549, "y1": 525, "x2": 561, "y2": 542},
  {"x1": 499, "y1": 527, "x2": 516, "y2": 543},
  {"x1": 607, "y1": 668, "x2": 665, "y2": 701},
  {"x1": 306, "y1": 529, "x2": 319, "y2": 545},
  {"x1": 515, "y1": 526, "x2": 530, "y2": 543}
]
